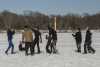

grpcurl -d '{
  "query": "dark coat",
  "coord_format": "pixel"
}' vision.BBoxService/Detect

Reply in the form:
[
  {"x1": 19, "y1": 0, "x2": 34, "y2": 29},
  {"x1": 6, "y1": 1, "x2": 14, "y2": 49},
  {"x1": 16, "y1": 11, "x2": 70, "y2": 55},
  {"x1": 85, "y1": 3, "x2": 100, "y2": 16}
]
[
  {"x1": 48, "y1": 27, "x2": 57, "y2": 41},
  {"x1": 85, "y1": 30, "x2": 92, "y2": 42},
  {"x1": 7, "y1": 29, "x2": 15, "y2": 41},
  {"x1": 72, "y1": 31, "x2": 82, "y2": 43},
  {"x1": 32, "y1": 29, "x2": 41, "y2": 39}
]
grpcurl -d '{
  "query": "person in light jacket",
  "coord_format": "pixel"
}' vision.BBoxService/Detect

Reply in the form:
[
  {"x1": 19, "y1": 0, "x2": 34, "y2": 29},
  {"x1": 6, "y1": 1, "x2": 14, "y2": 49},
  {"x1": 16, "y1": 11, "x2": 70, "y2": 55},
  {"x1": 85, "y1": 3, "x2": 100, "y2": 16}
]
[{"x1": 22, "y1": 26, "x2": 33, "y2": 56}]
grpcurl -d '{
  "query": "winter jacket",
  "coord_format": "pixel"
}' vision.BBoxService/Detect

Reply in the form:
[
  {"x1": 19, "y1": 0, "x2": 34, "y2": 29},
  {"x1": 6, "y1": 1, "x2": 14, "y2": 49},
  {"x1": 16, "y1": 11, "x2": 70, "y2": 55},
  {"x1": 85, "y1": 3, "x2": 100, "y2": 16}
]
[
  {"x1": 85, "y1": 30, "x2": 92, "y2": 42},
  {"x1": 48, "y1": 27, "x2": 57, "y2": 41},
  {"x1": 32, "y1": 29, "x2": 41, "y2": 39},
  {"x1": 22, "y1": 30, "x2": 33, "y2": 42},
  {"x1": 7, "y1": 29, "x2": 15, "y2": 41},
  {"x1": 72, "y1": 31, "x2": 82, "y2": 43}
]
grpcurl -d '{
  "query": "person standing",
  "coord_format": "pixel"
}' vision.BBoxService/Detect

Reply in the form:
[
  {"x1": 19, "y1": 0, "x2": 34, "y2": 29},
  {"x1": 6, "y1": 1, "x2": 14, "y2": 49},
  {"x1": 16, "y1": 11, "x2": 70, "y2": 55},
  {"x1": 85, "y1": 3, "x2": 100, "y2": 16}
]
[
  {"x1": 83, "y1": 28, "x2": 95, "y2": 54},
  {"x1": 22, "y1": 26, "x2": 33, "y2": 56},
  {"x1": 72, "y1": 28, "x2": 82, "y2": 53},
  {"x1": 46, "y1": 26, "x2": 57, "y2": 54},
  {"x1": 31, "y1": 26, "x2": 42, "y2": 54},
  {"x1": 51, "y1": 27, "x2": 57, "y2": 53},
  {"x1": 46, "y1": 33, "x2": 52, "y2": 54},
  {"x1": 5, "y1": 28, "x2": 15, "y2": 55}
]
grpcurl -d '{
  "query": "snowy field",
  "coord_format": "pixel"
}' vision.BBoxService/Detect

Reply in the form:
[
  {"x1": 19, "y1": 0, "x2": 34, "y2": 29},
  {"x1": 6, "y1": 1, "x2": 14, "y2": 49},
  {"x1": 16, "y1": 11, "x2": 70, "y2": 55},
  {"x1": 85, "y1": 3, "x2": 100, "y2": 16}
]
[{"x1": 0, "y1": 31, "x2": 100, "y2": 67}]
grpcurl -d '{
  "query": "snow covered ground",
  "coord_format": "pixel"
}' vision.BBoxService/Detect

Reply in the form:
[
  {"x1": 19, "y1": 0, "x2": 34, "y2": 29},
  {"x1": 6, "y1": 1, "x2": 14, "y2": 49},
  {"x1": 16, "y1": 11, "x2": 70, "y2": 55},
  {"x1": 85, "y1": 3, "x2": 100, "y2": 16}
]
[{"x1": 0, "y1": 31, "x2": 100, "y2": 67}]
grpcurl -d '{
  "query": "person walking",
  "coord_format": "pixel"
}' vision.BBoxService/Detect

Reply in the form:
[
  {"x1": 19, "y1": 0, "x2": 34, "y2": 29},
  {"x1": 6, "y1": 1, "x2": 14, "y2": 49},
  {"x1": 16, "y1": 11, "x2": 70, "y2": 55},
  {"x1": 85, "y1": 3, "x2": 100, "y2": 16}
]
[
  {"x1": 5, "y1": 28, "x2": 15, "y2": 55},
  {"x1": 83, "y1": 28, "x2": 95, "y2": 54}
]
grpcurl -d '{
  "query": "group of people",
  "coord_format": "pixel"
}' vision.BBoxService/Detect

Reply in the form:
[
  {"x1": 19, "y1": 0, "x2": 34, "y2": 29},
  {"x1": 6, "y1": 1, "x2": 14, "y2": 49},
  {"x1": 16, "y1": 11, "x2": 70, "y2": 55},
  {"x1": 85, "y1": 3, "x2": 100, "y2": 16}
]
[
  {"x1": 5, "y1": 25, "x2": 58, "y2": 56},
  {"x1": 72, "y1": 28, "x2": 96, "y2": 54},
  {"x1": 4, "y1": 26, "x2": 96, "y2": 56}
]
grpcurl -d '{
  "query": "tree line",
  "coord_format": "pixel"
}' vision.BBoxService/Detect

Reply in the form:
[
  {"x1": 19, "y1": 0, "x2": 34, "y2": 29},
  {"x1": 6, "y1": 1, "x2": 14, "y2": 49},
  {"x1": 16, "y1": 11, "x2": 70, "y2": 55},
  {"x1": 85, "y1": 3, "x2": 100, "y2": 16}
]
[{"x1": 0, "y1": 10, "x2": 100, "y2": 30}]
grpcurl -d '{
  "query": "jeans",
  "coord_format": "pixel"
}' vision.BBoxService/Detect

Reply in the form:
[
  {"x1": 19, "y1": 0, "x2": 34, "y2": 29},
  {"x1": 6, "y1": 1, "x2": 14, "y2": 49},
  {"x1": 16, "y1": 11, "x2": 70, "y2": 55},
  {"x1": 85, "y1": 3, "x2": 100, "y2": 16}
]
[{"x1": 5, "y1": 40, "x2": 14, "y2": 53}]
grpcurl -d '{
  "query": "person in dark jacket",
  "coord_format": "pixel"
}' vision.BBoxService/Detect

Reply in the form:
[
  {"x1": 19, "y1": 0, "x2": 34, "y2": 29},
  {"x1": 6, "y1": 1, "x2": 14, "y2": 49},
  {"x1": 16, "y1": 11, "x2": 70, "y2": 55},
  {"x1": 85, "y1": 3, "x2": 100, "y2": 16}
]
[
  {"x1": 46, "y1": 26, "x2": 57, "y2": 54},
  {"x1": 32, "y1": 26, "x2": 42, "y2": 54},
  {"x1": 72, "y1": 28, "x2": 82, "y2": 53},
  {"x1": 83, "y1": 28, "x2": 95, "y2": 54},
  {"x1": 51, "y1": 28, "x2": 57, "y2": 53},
  {"x1": 5, "y1": 28, "x2": 15, "y2": 55}
]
